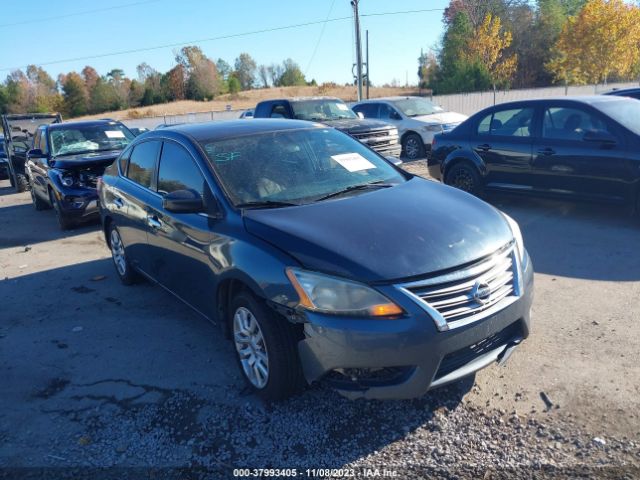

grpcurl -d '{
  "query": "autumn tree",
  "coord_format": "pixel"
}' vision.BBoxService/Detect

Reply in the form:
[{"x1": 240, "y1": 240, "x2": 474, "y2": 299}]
[
  {"x1": 547, "y1": 0, "x2": 640, "y2": 85},
  {"x1": 466, "y1": 14, "x2": 518, "y2": 91},
  {"x1": 62, "y1": 72, "x2": 89, "y2": 117}
]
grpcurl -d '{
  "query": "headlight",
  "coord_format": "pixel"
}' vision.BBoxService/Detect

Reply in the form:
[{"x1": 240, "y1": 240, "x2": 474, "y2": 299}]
[
  {"x1": 389, "y1": 128, "x2": 399, "y2": 137},
  {"x1": 423, "y1": 124, "x2": 443, "y2": 132},
  {"x1": 286, "y1": 268, "x2": 403, "y2": 317},
  {"x1": 58, "y1": 173, "x2": 75, "y2": 187},
  {"x1": 503, "y1": 214, "x2": 525, "y2": 265}
]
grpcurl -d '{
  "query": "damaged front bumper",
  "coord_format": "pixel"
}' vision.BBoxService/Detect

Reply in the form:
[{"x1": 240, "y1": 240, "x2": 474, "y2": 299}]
[{"x1": 297, "y1": 258, "x2": 534, "y2": 400}]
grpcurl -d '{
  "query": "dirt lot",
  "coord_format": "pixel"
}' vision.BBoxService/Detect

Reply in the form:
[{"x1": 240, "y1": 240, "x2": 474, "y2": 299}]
[{"x1": 1, "y1": 166, "x2": 639, "y2": 478}]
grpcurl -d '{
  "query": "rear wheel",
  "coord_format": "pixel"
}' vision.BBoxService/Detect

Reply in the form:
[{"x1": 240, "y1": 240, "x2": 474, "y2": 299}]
[
  {"x1": 445, "y1": 162, "x2": 483, "y2": 196},
  {"x1": 231, "y1": 291, "x2": 304, "y2": 401},
  {"x1": 402, "y1": 133, "x2": 426, "y2": 160},
  {"x1": 15, "y1": 173, "x2": 29, "y2": 193},
  {"x1": 108, "y1": 224, "x2": 139, "y2": 285},
  {"x1": 49, "y1": 189, "x2": 73, "y2": 230}
]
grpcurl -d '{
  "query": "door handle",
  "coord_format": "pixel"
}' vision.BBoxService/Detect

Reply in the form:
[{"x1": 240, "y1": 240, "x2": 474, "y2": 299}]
[
  {"x1": 537, "y1": 148, "x2": 556, "y2": 156},
  {"x1": 113, "y1": 197, "x2": 124, "y2": 208},
  {"x1": 476, "y1": 144, "x2": 491, "y2": 151},
  {"x1": 147, "y1": 216, "x2": 162, "y2": 229},
  {"x1": 551, "y1": 164, "x2": 573, "y2": 173}
]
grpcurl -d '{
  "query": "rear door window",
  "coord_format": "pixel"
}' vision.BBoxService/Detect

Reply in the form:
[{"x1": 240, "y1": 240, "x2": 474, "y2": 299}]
[
  {"x1": 354, "y1": 103, "x2": 379, "y2": 118},
  {"x1": 126, "y1": 140, "x2": 160, "y2": 189},
  {"x1": 157, "y1": 142, "x2": 206, "y2": 196},
  {"x1": 477, "y1": 108, "x2": 534, "y2": 137}
]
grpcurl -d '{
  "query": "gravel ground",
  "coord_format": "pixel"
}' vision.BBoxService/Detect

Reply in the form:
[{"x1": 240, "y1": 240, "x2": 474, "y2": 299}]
[{"x1": 1, "y1": 172, "x2": 639, "y2": 479}]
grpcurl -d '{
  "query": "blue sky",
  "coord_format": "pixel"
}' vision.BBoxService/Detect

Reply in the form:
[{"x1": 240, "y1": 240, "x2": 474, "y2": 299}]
[{"x1": 0, "y1": 0, "x2": 450, "y2": 86}]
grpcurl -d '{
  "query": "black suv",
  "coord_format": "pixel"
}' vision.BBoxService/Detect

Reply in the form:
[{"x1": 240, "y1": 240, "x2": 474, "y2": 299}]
[
  {"x1": 26, "y1": 119, "x2": 135, "y2": 229},
  {"x1": 254, "y1": 97, "x2": 402, "y2": 158}
]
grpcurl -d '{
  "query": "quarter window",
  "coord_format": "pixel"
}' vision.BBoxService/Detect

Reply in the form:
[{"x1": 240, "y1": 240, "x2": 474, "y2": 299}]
[
  {"x1": 126, "y1": 141, "x2": 160, "y2": 189},
  {"x1": 542, "y1": 107, "x2": 610, "y2": 141},
  {"x1": 270, "y1": 105, "x2": 288, "y2": 118},
  {"x1": 477, "y1": 108, "x2": 534, "y2": 137},
  {"x1": 157, "y1": 142, "x2": 205, "y2": 196}
]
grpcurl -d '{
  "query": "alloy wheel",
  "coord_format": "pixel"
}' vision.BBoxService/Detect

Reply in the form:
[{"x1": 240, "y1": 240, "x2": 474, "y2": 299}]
[
  {"x1": 233, "y1": 306, "x2": 269, "y2": 389},
  {"x1": 405, "y1": 137, "x2": 421, "y2": 159},
  {"x1": 110, "y1": 229, "x2": 127, "y2": 276},
  {"x1": 451, "y1": 168, "x2": 476, "y2": 192}
]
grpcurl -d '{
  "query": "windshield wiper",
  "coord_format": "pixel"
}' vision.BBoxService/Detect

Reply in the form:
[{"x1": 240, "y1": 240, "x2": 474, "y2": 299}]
[
  {"x1": 236, "y1": 200, "x2": 299, "y2": 209},
  {"x1": 313, "y1": 181, "x2": 393, "y2": 202}
]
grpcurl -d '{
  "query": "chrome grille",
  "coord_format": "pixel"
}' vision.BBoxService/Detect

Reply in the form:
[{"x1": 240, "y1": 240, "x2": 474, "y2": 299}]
[{"x1": 397, "y1": 243, "x2": 521, "y2": 331}]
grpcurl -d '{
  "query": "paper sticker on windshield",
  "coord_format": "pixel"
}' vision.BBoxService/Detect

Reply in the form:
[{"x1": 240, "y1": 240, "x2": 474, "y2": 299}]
[
  {"x1": 331, "y1": 153, "x2": 376, "y2": 172},
  {"x1": 105, "y1": 130, "x2": 125, "y2": 138},
  {"x1": 336, "y1": 103, "x2": 349, "y2": 111}
]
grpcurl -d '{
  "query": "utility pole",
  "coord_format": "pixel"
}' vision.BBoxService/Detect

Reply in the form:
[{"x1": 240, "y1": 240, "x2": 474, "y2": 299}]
[
  {"x1": 351, "y1": 0, "x2": 363, "y2": 101},
  {"x1": 366, "y1": 29, "x2": 370, "y2": 99}
]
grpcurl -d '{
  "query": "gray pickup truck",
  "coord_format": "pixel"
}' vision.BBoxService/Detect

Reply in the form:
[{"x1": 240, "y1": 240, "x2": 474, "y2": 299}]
[{"x1": 254, "y1": 97, "x2": 402, "y2": 159}]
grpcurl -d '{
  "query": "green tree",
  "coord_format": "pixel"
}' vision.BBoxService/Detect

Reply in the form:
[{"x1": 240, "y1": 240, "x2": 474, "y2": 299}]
[
  {"x1": 233, "y1": 53, "x2": 257, "y2": 90},
  {"x1": 62, "y1": 72, "x2": 89, "y2": 117},
  {"x1": 275, "y1": 59, "x2": 306, "y2": 86},
  {"x1": 227, "y1": 75, "x2": 241, "y2": 94}
]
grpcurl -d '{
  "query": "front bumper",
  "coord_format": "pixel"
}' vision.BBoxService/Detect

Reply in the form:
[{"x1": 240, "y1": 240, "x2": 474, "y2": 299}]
[
  {"x1": 53, "y1": 186, "x2": 100, "y2": 221},
  {"x1": 297, "y1": 256, "x2": 534, "y2": 400}
]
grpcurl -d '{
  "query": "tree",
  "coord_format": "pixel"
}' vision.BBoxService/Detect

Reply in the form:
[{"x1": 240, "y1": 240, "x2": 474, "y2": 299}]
[
  {"x1": 227, "y1": 75, "x2": 241, "y2": 94},
  {"x1": 418, "y1": 50, "x2": 438, "y2": 88},
  {"x1": 187, "y1": 56, "x2": 219, "y2": 100},
  {"x1": 275, "y1": 59, "x2": 306, "y2": 86},
  {"x1": 234, "y1": 53, "x2": 257, "y2": 90},
  {"x1": 165, "y1": 64, "x2": 186, "y2": 101},
  {"x1": 257, "y1": 64, "x2": 270, "y2": 88},
  {"x1": 216, "y1": 59, "x2": 232, "y2": 81},
  {"x1": 466, "y1": 14, "x2": 518, "y2": 91},
  {"x1": 62, "y1": 72, "x2": 89, "y2": 117},
  {"x1": 546, "y1": 0, "x2": 640, "y2": 85}
]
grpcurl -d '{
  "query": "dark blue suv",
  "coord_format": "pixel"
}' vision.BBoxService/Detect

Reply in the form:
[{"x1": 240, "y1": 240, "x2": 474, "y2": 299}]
[{"x1": 98, "y1": 119, "x2": 533, "y2": 401}]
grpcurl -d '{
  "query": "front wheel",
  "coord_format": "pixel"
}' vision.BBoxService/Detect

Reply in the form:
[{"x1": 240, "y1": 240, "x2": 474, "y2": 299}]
[
  {"x1": 15, "y1": 173, "x2": 29, "y2": 193},
  {"x1": 49, "y1": 189, "x2": 73, "y2": 230},
  {"x1": 231, "y1": 291, "x2": 304, "y2": 401},
  {"x1": 444, "y1": 162, "x2": 483, "y2": 196},
  {"x1": 30, "y1": 180, "x2": 49, "y2": 211},
  {"x1": 108, "y1": 224, "x2": 139, "y2": 285},
  {"x1": 402, "y1": 133, "x2": 426, "y2": 160}
]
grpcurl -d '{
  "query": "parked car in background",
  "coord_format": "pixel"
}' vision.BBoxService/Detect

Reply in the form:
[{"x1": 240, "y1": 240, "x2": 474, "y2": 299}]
[
  {"x1": 603, "y1": 87, "x2": 640, "y2": 100},
  {"x1": 352, "y1": 96, "x2": 467, "y2": 160},
  {"x1": 129, "y1": 127, "x2": 149, "y2": 136},
  {"x1": 239, "y1": 109, "x2": 254, "y2": 119},
  {"x1": 25, "y1": 119, "x2": 135, "y2": 229},
  {"x1": 254, "y1": 97, "x2": 401, "y2": 158},
  {"x1": 429, "y1": 96, "x2": 640, "y2": 213},
  {"x1": 99, "y1": 119, "x2": 532, "y2": 401},
  {"x1": 1, "y1": 113, "x2": 62, "y2": 192},
  {"x1": 0, "y1": 137, "x2": 8, "y2": 180}
]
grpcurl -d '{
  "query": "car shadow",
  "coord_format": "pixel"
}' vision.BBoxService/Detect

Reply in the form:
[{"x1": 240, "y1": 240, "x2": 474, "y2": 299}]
[
  {"x1": 486, "y1": 192, "x2": 640, "y2": 281},
  {"x1": 2, "y1": 257, "x2": 474, "y2": 470},
  {"x1": 0, "y1": 202, "x2": 101, "y2": 248}
]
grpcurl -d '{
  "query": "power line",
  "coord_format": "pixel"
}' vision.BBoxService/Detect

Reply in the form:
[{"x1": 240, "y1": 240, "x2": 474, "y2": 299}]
[
  {"x1": 0, "y1": 0, "x2": 163, "y2": 29},
  {"x1": 304, "y1": 0, "x2": 337, "y2": 76},
  {"x1": 0, "y1": 8, "x2": 447, "y2": 73}
]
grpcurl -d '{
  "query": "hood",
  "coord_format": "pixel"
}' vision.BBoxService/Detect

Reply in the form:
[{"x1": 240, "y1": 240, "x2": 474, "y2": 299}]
[
  {"x1": 50, "y1": 150, "x2": 121, "y2": 169},
  {"x1": 322, "y1": 118, "x2": 395, "y2": 133},
  {"x1": 243, "y1": 178, "x2": 513, "y2": 283},
  {"x1": 411, "y1": 111, "x2": 468, "y2": 126}
]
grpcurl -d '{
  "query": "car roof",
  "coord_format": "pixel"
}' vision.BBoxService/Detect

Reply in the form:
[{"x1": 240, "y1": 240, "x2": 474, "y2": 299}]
[
  {"x1": 472, "y1": 95, "x2": 629, "y2": 112},
  {"x1": 603, "y1": 87, "x2": 640, "y2": 95},
  {"x1": 151, "y1": 119, "x2": 324, "y2": 142},
  {"x1": 354, "y1": 96, "x2": 430, "y2": 104},
  {"x1": 49, "y1": 119, "x2": 124, "y2": 130},
  {"x1": 260, "y1": 96, "x2": 342, "y2": 102}
]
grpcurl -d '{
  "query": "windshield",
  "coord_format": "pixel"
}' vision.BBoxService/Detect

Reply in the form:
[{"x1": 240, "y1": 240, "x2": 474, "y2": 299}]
[
  {"x1": 50, "y1": 123, "x2": 135, "y2": 156},
  {"x1": 201, "y1": 127, "x2": 405, "y2": 207},
  {"x1": 392, "y1": 98, "x2": 445, "y2": 117},
  {"x1": 596, "y1": 98, "x2": 640, "y2": 136},
  {"x1": 290, "y1": 100, "x2": 358, "y2": 121}
]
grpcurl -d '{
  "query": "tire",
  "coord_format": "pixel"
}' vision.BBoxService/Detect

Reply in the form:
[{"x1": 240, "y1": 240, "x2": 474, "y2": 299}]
[
  {"x1": 402, "y1": 133, "x2": 426, "y2": 160},
  {"x1": 108, "y1": 223, "x2": 139, "y2": 285},
  {"x1": 30, "y1": 180, "x2": 49, "y2": 211},
  {"x1": 49, "y1": 189, "x2": 74, "y2": 230},
  {"x1": 15, "y1": 173, "x2": 29, "y2": 193},
  {"x1": 444, "y1": 161, "x2": 483, "y2": 196},
  {"x1": 231, "y1": 291, "x2": 304, "y2": 401}
]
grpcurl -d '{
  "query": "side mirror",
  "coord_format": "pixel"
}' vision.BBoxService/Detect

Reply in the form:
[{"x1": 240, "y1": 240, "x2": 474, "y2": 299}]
[
  {"x1": 583, "y1": 129, "x2": 617, "y2": 147},
  {"x1": 27, "y1": 148, "x2": 46, "y2": 159},
  {"x1": 386, "y1": 156, "x2": 403, "y2": 166},
  {"x1": 356, "y1": 111, "x2": 364, "y2": 119},
  {"x1": 163, "y1": 189, "x2": 204, "y2": 213}
]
